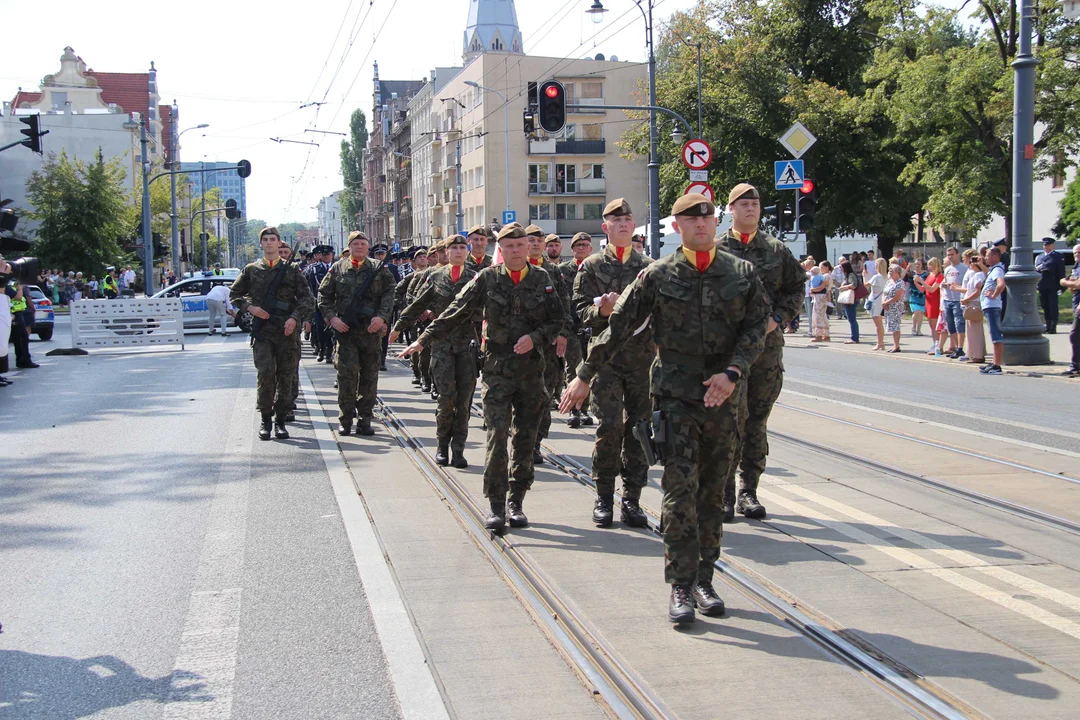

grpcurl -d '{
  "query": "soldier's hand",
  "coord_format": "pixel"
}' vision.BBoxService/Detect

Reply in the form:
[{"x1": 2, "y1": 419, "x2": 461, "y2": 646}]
[
  {"x1": 599, "y1": 292, "x2": 620, "y2": 317},
  {"x1": 559, "y1": 378, "x2": 591, "y2": 414},
  {"x1": 767, "y1": 318, "x2": 779, "y2": 334},
  {"x1": 513, "y1": 334, "x2": 535, "y2": 354},
  {"x1": 555, "y1": 335, "x2": 567, "y2": 358},
  {"x1": 367, "y1": 316, "x2": 386, "y2": 334},
  {"x1": 388, "y1": 330, "x2": 400, "y2": 344},
  {"x1": 399, "y1": 341, "x2": 424, "y2": 358},
  {"x1": 330, "y1": 317, "x2": 350, "y2": 333},
  {"x1": 703, "y1": 373, "x2": 736, "y2": 408},
  {"x1": 303, "y1": 321, "x2": 312, "y2": 335},
  {"x1": 248, "y1": 305, "x2": 271, "y2": 320},
  {"x1": 284, "y1": 318, "x2": 298, "y2": 337}
]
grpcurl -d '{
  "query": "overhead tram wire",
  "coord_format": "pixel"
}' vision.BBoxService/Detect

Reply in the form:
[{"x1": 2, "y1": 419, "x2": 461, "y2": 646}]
[
  {"x1": 303, "y1": 0, "x2": 360, "y2": 102},
  {"x1": 317, "y1": 0, "x2": 380, "y2": 106},
  {"x1": 324, "y1": 0, "x2": 402, "y2": 130}
]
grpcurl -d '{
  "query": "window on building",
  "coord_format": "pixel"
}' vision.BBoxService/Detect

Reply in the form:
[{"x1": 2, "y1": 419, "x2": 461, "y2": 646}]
[
  {"x1": 556, "y1": 203, "x2": 577, "y2": 220},
  {"x1": 471, "y1": 39, "x2": 482, "y2": 52},
  {"x1": 528, "y1": 163, "x2": 551, "y2": 193},
  {"x1": 582, "y1": 82, "x2": 603, "y2": 99},
  {"x1": 582, "y1": 164, "x2": 604, "y2": 179},
  {"x1": 529, "y1": 204, "x2": 552, "y2": 221},
  {"x1": 477, "y1": 167, "x2": 484, "y2": 186},
  {"x1": 582, "y1": 124, "x2": 603, "y2": 140},
  {"x1": 559, "y1": 124, "x2": 577, "y2": 141},
  {"x1": 1052, "y1": 154, "x2": 1065, "y2": 189},
  {"x1": 583, "y1": 203, "x2": 604, "y2": 220},
  {"x1": 555, "y1": 164, "x2": 576, "y2": 193},
  {"x1": 563, "y1": 83, "x2": 576, "y2": 104},
  {"x1": 492, "y1": 37, "x2": 503, "y2": 50},
  {"x1": 51, "y1": 91, "x2": 68, "y2": 109}
]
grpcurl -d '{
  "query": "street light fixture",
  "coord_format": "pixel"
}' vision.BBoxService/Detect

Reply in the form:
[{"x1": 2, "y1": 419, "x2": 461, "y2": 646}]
[
  {"x1": 587, "y1": 0, "x2": 608, "y2": 23},
  {"x1": 464, "y1": 80, "x2": 513, "y2": 217}
]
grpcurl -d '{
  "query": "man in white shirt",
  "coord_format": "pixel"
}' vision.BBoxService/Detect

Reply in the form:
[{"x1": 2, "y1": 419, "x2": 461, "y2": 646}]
[
  {"x1": 206, "y1": 283, "x2": 237, "y2": 336},
  {"x1": 123, "y1": 267, "x2": 136, "y2": 290},
  {"x1": 980, "y1": 247, "x2": 1007, "y2": 374},
  {"x1": 940, "y1": 246, "x2": 968, "y2": 357}
]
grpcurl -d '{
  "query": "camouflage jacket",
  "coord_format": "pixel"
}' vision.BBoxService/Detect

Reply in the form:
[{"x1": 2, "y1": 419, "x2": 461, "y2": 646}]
[
  {"x1": 317, "y1": 257, "x2": 396, "y2": 328},
  {"x1": 715, "y1": 229, "x2": 805, "y2": 348},
  {"x1": 419, "y1": 264, "x2": 565, "y2": 360},
  {"x1": 528, "y1": 257, "x2": 570, "y2": 340},
  {"x1": 578, "y1": 249, "x2": 768, "y2": 401},
  {"x1": 394, "y1": 270, "x2": 422, "y2": 312},
  {"x1": 230, "y1": 257, "x2": 315, "y2": 338},
  {"x1": 394, "y1": 264, "x2": 479, "y2": 353},
  {"x1": 466, "y1": 253, "x2": 492, "y2": 271},
  {"x1": 574, "y1": 246, "x2": 654, "y2": 359}
]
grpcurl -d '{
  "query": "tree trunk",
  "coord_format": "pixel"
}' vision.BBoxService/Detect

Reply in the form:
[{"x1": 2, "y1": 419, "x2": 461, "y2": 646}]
[{"x1": 807, "y1": 228, "x2": 827, "y2": 263}]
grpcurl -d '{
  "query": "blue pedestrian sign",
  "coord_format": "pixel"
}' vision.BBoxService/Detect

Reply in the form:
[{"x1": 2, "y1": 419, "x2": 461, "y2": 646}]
[
  {"x1": 502, "y1": 210, "x2": 517, "y2": 225},
  {"x1": 392, "y1": 242, "x2": 401, "y2": 252},
  {"x1": 775, "y1": 160, "x2": 805, "y2": 190}
]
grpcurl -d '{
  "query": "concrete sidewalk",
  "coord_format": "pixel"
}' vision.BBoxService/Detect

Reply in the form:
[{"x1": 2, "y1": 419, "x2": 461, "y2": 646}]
[{"x1": 787, "y1": 312, "x2": 1077, "y2": 378}]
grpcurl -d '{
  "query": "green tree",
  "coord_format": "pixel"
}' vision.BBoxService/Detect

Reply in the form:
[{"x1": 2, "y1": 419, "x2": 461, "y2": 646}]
[
  {"x1": 24, "y1": 150, "x2": 134, "y2": 275},
  {"x1": 339, "y1": 109, "x2": 368, "y2": 226},
  {"x1": 189, "y1": 187, "x2": 226, "y2": 268},
  {"x1": 1054, "y1": 175, "x2": 1080, "y2": 242}
]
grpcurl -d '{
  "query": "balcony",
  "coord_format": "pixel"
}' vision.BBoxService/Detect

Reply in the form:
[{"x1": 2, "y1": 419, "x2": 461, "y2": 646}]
[
  {"x1": 527, "y1": 179, "x2": 606, "y2": 195},
  {"x1": 431, "y1": 133, "x2": 443, "y2": 147},
  {"x1": 429, "y1": 194, "x2": 441, "y2": 209},
  {"x1": 443, "y1": 188, "x2": 456, "y2": 204},
  {"x1": 430, "y1": 161, "x2": 442, "y2": 177},
  {"x1": 579, "y1": 177, "x2": 605, "y2": 194},
  {"x1": 556, "y1": 139, "x2": 606, "y2": 155},
  {"x1": 529, "y1": 138, "x2": 557, "y2": 154},
  {"x1": 556, "y1": 219, "x2": 601, "y2": 236}
]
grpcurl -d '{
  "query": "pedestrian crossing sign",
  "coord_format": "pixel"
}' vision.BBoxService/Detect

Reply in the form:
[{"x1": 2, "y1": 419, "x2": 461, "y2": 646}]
[{"x1": 775, "y1": 160, "x2": 805, "y2": 190}]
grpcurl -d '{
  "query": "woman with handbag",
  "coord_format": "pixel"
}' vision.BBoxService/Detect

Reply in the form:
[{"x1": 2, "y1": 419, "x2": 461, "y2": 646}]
[
  {"x1": 867, "y1": 257, "x2": 888, "y2": 350},
  {"x1": 960, "y1": 250, "x2": 987, "y2": 364},
  {"x1": 837, "y1": 259, "x2": 861, "y2": 344}
]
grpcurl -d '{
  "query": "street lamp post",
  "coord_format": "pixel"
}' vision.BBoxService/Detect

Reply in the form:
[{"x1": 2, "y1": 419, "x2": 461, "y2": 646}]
[
  {"x1": 588, "y1": 0, "x2": 662, "y2": 258},
  {"x1": 140, "y1": 116, "x2": 154, "y2": 295},
  {"x1": 172, "y1": 120, "x2": 210, "y2": 278},
  {"x1": 465, "y1": 80, "x2": 512, "y2": 217}
]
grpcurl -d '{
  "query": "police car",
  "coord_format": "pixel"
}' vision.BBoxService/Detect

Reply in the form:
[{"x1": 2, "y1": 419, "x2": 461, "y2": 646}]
[
  {"x1": 25, "y1": 285, "x2": 55, "y2": 340},
  {"x1": 151, "y1": 272, "x2": 251, "y2": 332}
]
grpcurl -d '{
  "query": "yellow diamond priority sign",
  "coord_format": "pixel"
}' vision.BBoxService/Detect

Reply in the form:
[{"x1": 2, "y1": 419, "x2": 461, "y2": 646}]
[{"x1": 779, "y1": 122, "x2": 817, "y2": 159}]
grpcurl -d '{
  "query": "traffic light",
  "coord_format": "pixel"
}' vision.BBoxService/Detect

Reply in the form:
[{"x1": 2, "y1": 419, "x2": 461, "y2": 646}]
[
  {"x1": 225, "y1": 198, "x2": 239, "y2": 220},
  {"x1": 523, "y1": 110, "x2": 536, "y2": 136},
  {"x1": 236, "y1": 159, "x2": 252, "y2": 178},
  {"x1": 19, "y1": 115, "x2": 48, "y2": 154},
  {"x1": 798, "y1": 180, "x2": 817, "y2": 230},
  {"x1": 181, "y1": 228, "x2": 189, "y2": 262},
  {"x1": 153, "y1": 232, "x2": 169, "y2": 257},
  {"x1": 537, "y1": 80, "x2": 566, "y2": 134},
  {"x1": 763, "y1": 203, "x2": 793, "y2": 234}
]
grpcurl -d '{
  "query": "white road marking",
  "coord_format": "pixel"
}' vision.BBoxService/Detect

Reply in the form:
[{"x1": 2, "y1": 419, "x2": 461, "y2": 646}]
[
  {"x1": 780, "y1": 388, "x2": 1080, "y2": 460},
  {"x1": 762, "y1": 488, "x2": 1080, "y2": 642},
  {"x1": 300, "y1": 365, "x2": 450, "y2": 720},
  {"x1": 162, "y1": 370, "x2": 254, "y2": 719}
]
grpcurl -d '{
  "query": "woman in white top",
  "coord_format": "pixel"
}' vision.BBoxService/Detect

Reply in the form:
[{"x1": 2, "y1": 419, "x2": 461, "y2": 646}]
[
  {"x1": 867, "y1": 257, "x2": 888, "y2": 350},
  {"x1": 0, "y1": 255, "x2": 13, "y2": 384},
  {"x1": 959, "y1": 249, "x2": 987, "y2": 364}
]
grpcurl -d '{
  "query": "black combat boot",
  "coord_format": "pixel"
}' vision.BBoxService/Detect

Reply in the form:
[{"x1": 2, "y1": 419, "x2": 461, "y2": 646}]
[
  {"x1": 430, "y1": 388, "x2": 439, "y2": 401},
  {"x1": 736, "y1": 491, "x2": 767, "y2": 520},
  {"x1": 380, "y1": 360, "x2": 388, "y2": 371},
  {"x1": 669, "y1": 585, "x2": 696, "y2": 624},
  {"x1": 507, "y1": 491, "x2": 529, "y2": 528},
  {"x1": 451, "y1": 450, "x2": 468, "y2": 469},
  {"x1": 274, "y1": 416, "x2": 290, "y2": 439},
  {"x1": 317, "y1": 353, "x2": 324, "y2": 362},
  {"x1": 592, "y1": 494, "x2": 614, "y2": 527},
  {"x1": 692, "y1": 582, "x2": 726, "y2": 617},
  {"x1": 533, "y1": 443, "x2": 544, "y2": 465},
  {"x1": 581, "y1": 412, "x2": 594, "y2": 426},
  {"x1": 722, "y1": 489, "x2": 736, "y2": 523},
  {"x1": 259, "y1": 414, "x2": 273, "y2": 441},
  {"x1": 620, "y1": 498, "x2": 648, "y2": 528},
  {"x1": 435, "y1": 444, "x2": 450, "y2": 466},
  {"x1": 567, "y1": 410, "x2": 581, "y2": 428},
  {"x1": 285, "y1": 410, "x2": 296, "y2": 422},
  {"x1": 485, "y1": 498, "x2": 507, "y2": 531},
  {"x1": 357, "y1": 417, "x2": 376, "y2": 436},
  {"x1": 338, "y1": 418, "x2": 353, "y2": 436},
  {"x1": 420, "y1": 381, "x2": 431, "y2": 393},
  {"x1": 411, "y1": 373, "x2": 422, "y2": 386}
]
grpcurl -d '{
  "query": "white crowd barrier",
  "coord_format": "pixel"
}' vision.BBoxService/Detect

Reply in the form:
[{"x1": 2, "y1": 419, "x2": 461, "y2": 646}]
[{"x1": 71, "y1": 298, "x2": 186, "y2": 349}]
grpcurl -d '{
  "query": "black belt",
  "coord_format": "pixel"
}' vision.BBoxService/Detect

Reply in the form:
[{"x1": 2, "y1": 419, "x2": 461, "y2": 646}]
[{"x1": 658, "y1": 348, "x2": 728, "y2": 372}]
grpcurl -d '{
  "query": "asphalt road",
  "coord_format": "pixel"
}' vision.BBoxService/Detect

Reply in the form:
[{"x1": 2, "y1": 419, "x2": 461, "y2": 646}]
[{"x1": 0, "y1": 332, "x2": 402, "y2": 720}]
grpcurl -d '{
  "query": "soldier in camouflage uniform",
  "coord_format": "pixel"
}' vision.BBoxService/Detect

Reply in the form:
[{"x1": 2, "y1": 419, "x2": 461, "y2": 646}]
[
  {"x1": 465, "y1": 225, "x2": 492, "y2": 271},
  {"x1": 395, "y1": 247, "x2": 429, "y2": 385},
  {"x1": 391, "y1": 235, "x2": 478, "y2": 468},
  {"x1": 524, "y1": 226, "x2": 570, "y2": 464},
  {"x1": 410, "y1": 240, "x2": 447, "y2": 396},
  {"x1": 562, "y1": 194, "x2": 768, "y2": 624},
  {"x1": 401, "y1": 223, "x2": 565, "y2": 532},
  {"x1": 230, "y1": 227, "x2": 315, "y2": 441},
  {"x1": 716, "y1": 184, "x2": 806, "y2": 521},
  {"x1": 278, "y1": 243, "x2": 312, "y2": 422},
  {"x1": 318, "y1": 231, "x2": 396, "y2": 436},
  {"x1": 573, "y1": 199, "x2": 655, "y2": 528},
  {"x1": 560, "y1": 232, "x2": 595, "y2": 429}
]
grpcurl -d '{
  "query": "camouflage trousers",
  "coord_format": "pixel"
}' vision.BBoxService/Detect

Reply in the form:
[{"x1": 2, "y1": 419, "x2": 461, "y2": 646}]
[
  {"x1": 563, "y1": 331, "x2": 590, "y2": 414},
  {"x1": 287, "y1": 330, "x2": 303, "y2": 409},
  {"x1": 723, "y1": 342, "x2": 783, "y2": 502},
  {"x1": 334, "y1": 328, "x2": 383, "y2": 423},
  {"x1": 252, "y1": 331, "x2": 301, "y2": 417},
  {"x1": 537, "y1": 343, "x2": 563, "y2": 441},
  {"x1": 658, "y1": 393, "x2": 741, "y2": 586},
  {"x1": 481, "y1": 352, "x2": 546, "y2": 499},
  {"x1": 430, "y1": 344, "x2": 477, "y2": 453},
  {"x1": 590, "y1": 361, "x2": 650, "y2": 498}
]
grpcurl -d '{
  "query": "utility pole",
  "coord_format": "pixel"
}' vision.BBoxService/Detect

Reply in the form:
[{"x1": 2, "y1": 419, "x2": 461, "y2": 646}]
[
  {"x1": 1001, "y1": 0, "x2": 1050, "y2": 364},
  {"x1": 200, "y1": 160, "x2": 207, "y2": 271},
  {"x1": 455, "y1": 133, "x2": 464, "y2": 234},
  {"x1": 140, "y1": 115, "x2": 154, "y2": 295},
  {"x1": 170, "y1": 104, "x2": 180, "y2": 279}
]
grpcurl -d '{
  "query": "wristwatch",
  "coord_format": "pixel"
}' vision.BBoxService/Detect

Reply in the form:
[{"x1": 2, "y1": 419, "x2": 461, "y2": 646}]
[
  {"x1": 723, "y1": 368, "x2": 741, "y2": 384},
  {"x1": 772, "y1": 312, "x2": 783, "y2": 325}
]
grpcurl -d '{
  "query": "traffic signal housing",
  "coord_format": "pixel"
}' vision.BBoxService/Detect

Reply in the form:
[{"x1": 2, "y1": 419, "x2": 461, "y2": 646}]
[
  {"x1": 153, "y1": 232, "x2": 169, "y2": 258},
  {"x1": 798, "y1": 180, "x2": 817, "y2": 230},
  {"x1": 19, "y1": 115, "x2": 48, "y2": 154},
  {"x1": 537, "y1": 80, "x2": 566, "y2": 134}
]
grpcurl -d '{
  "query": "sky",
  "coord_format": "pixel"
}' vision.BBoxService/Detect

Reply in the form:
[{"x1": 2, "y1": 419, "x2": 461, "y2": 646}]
[{"x1": 1, "y1": 0, "x2": 699, "y2": 224}]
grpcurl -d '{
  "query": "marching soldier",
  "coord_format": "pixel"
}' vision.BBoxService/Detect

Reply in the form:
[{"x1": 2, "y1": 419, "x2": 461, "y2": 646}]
[
  {"x1": 631, "y1": 233, "x2": 646, "y2": 254},
  {"x1": 466, "y1": 225, "x2": 492, "y2": 270},
  {"x1": 372, "y1": 244, "x2": 399, "y2": 372},
  {"x1": 230, "y1": 227, "x2": 315, "y2": 441},
  {"x1": 561, "y1": 194, "x2": 768, "y2": 624},
  {"x1": 277, "y1": 243, "x2": 311, "y2": 422},
  {"x1": 716, "y1": 184, "x2": 805, "y2": 521},
  {"x1": 572, "y1": 200, "x2": 653, "y2": 528},
  {"x1": 390, "y1": 235, "x2": 478, "y2": 468},
  {"x1": 395, "y1": 247, "x2": 428, "y2": 352},
  {"x1": 318, "y1": 231, "x2": 396, "y2": 436},
  {"x1": 524, "y1": 226, "x2": 569, "y2": 463},
  {"x1": 409, "y1": 240, "x2": 447, "y2": 396},
  {"x1": 560, "y1": 232, "x2": 595, "y2": 429},
  {"x1": 304, "y1": 244, "x2": 336, "y2": 362},
  {"x1": 401, "y1": 223, "x2": 565, "y2": 532}
]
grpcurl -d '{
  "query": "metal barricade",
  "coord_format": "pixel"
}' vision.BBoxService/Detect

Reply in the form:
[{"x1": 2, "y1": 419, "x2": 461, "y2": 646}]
[{"x1": 70, "y1": 298, "x2": 185, "y2": 350}]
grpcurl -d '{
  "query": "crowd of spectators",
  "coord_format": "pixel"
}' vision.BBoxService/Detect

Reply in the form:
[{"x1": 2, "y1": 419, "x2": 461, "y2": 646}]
[{"x1": 33, "y1": 266, "x2": 135, "y2": 305}]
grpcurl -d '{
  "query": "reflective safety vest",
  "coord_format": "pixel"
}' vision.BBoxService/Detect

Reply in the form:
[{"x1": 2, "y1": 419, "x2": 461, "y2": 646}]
[{"x1": 11, "y1": 287, "x2": 27, "y2": 313}]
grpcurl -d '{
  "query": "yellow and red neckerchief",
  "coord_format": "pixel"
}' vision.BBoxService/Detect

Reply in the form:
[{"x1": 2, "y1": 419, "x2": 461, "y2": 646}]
[
  {"x1": 606, "y1": 244, "x2": 632, "y2": 263},
  {"x1": 504, "y1": 263, "x2": 529, "y2": 285},
  {"x1": 450, "y1": 264, "x2": 464, "y2": 282},
  {"x1": 682, "y1": 246, "x2": 716, "y2": 273}
]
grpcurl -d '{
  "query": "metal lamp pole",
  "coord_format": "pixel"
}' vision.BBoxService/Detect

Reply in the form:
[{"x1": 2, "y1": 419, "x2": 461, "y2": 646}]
[
  {"x1": 171, "y1": 120, "x2": 209, "y2": 279},
  {"x1": 465, "y1": 81, "x2": 512, "y2": 215},
  {"x1": 589, "y1": 0, "x2": 661, "y2": 258},
  {"x1": 1001, "y1": 0, "x2": 1049, "y2": 364},
  {"x1": 140, "y1": 116, "x2": 154, "y2": 295}
]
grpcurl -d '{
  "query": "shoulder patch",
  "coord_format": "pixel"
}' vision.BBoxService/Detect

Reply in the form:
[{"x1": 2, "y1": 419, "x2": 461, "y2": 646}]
[{"x1": 545, "y1": 285, "x2": 554, "y2": 293}]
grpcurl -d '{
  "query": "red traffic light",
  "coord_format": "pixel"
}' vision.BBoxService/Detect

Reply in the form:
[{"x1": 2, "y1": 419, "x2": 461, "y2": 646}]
[
  {"x1": 545, "y1": 85, "x2": 560, "y2": 98},
  {"x1": 801, "y1": 179, "x2": 815, "y2": 194}
]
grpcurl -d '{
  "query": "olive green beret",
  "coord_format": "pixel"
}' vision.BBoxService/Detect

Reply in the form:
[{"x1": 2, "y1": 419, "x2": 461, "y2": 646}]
[
  {"x1": 727, "y1": 183, "x2": 760, "y2": 205},
  {"x1": 571, "y1": 232, "x2": 593, "y2": 246},
  {"x1": 671, "y1": 193, "x2": 715, "y2": 217},
  {"x1": 602, "y1": 198, "x2": 632, "y2": 217},
  {"x1": 497, "y1": 223, "x2": 527, "y2": 241}
]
